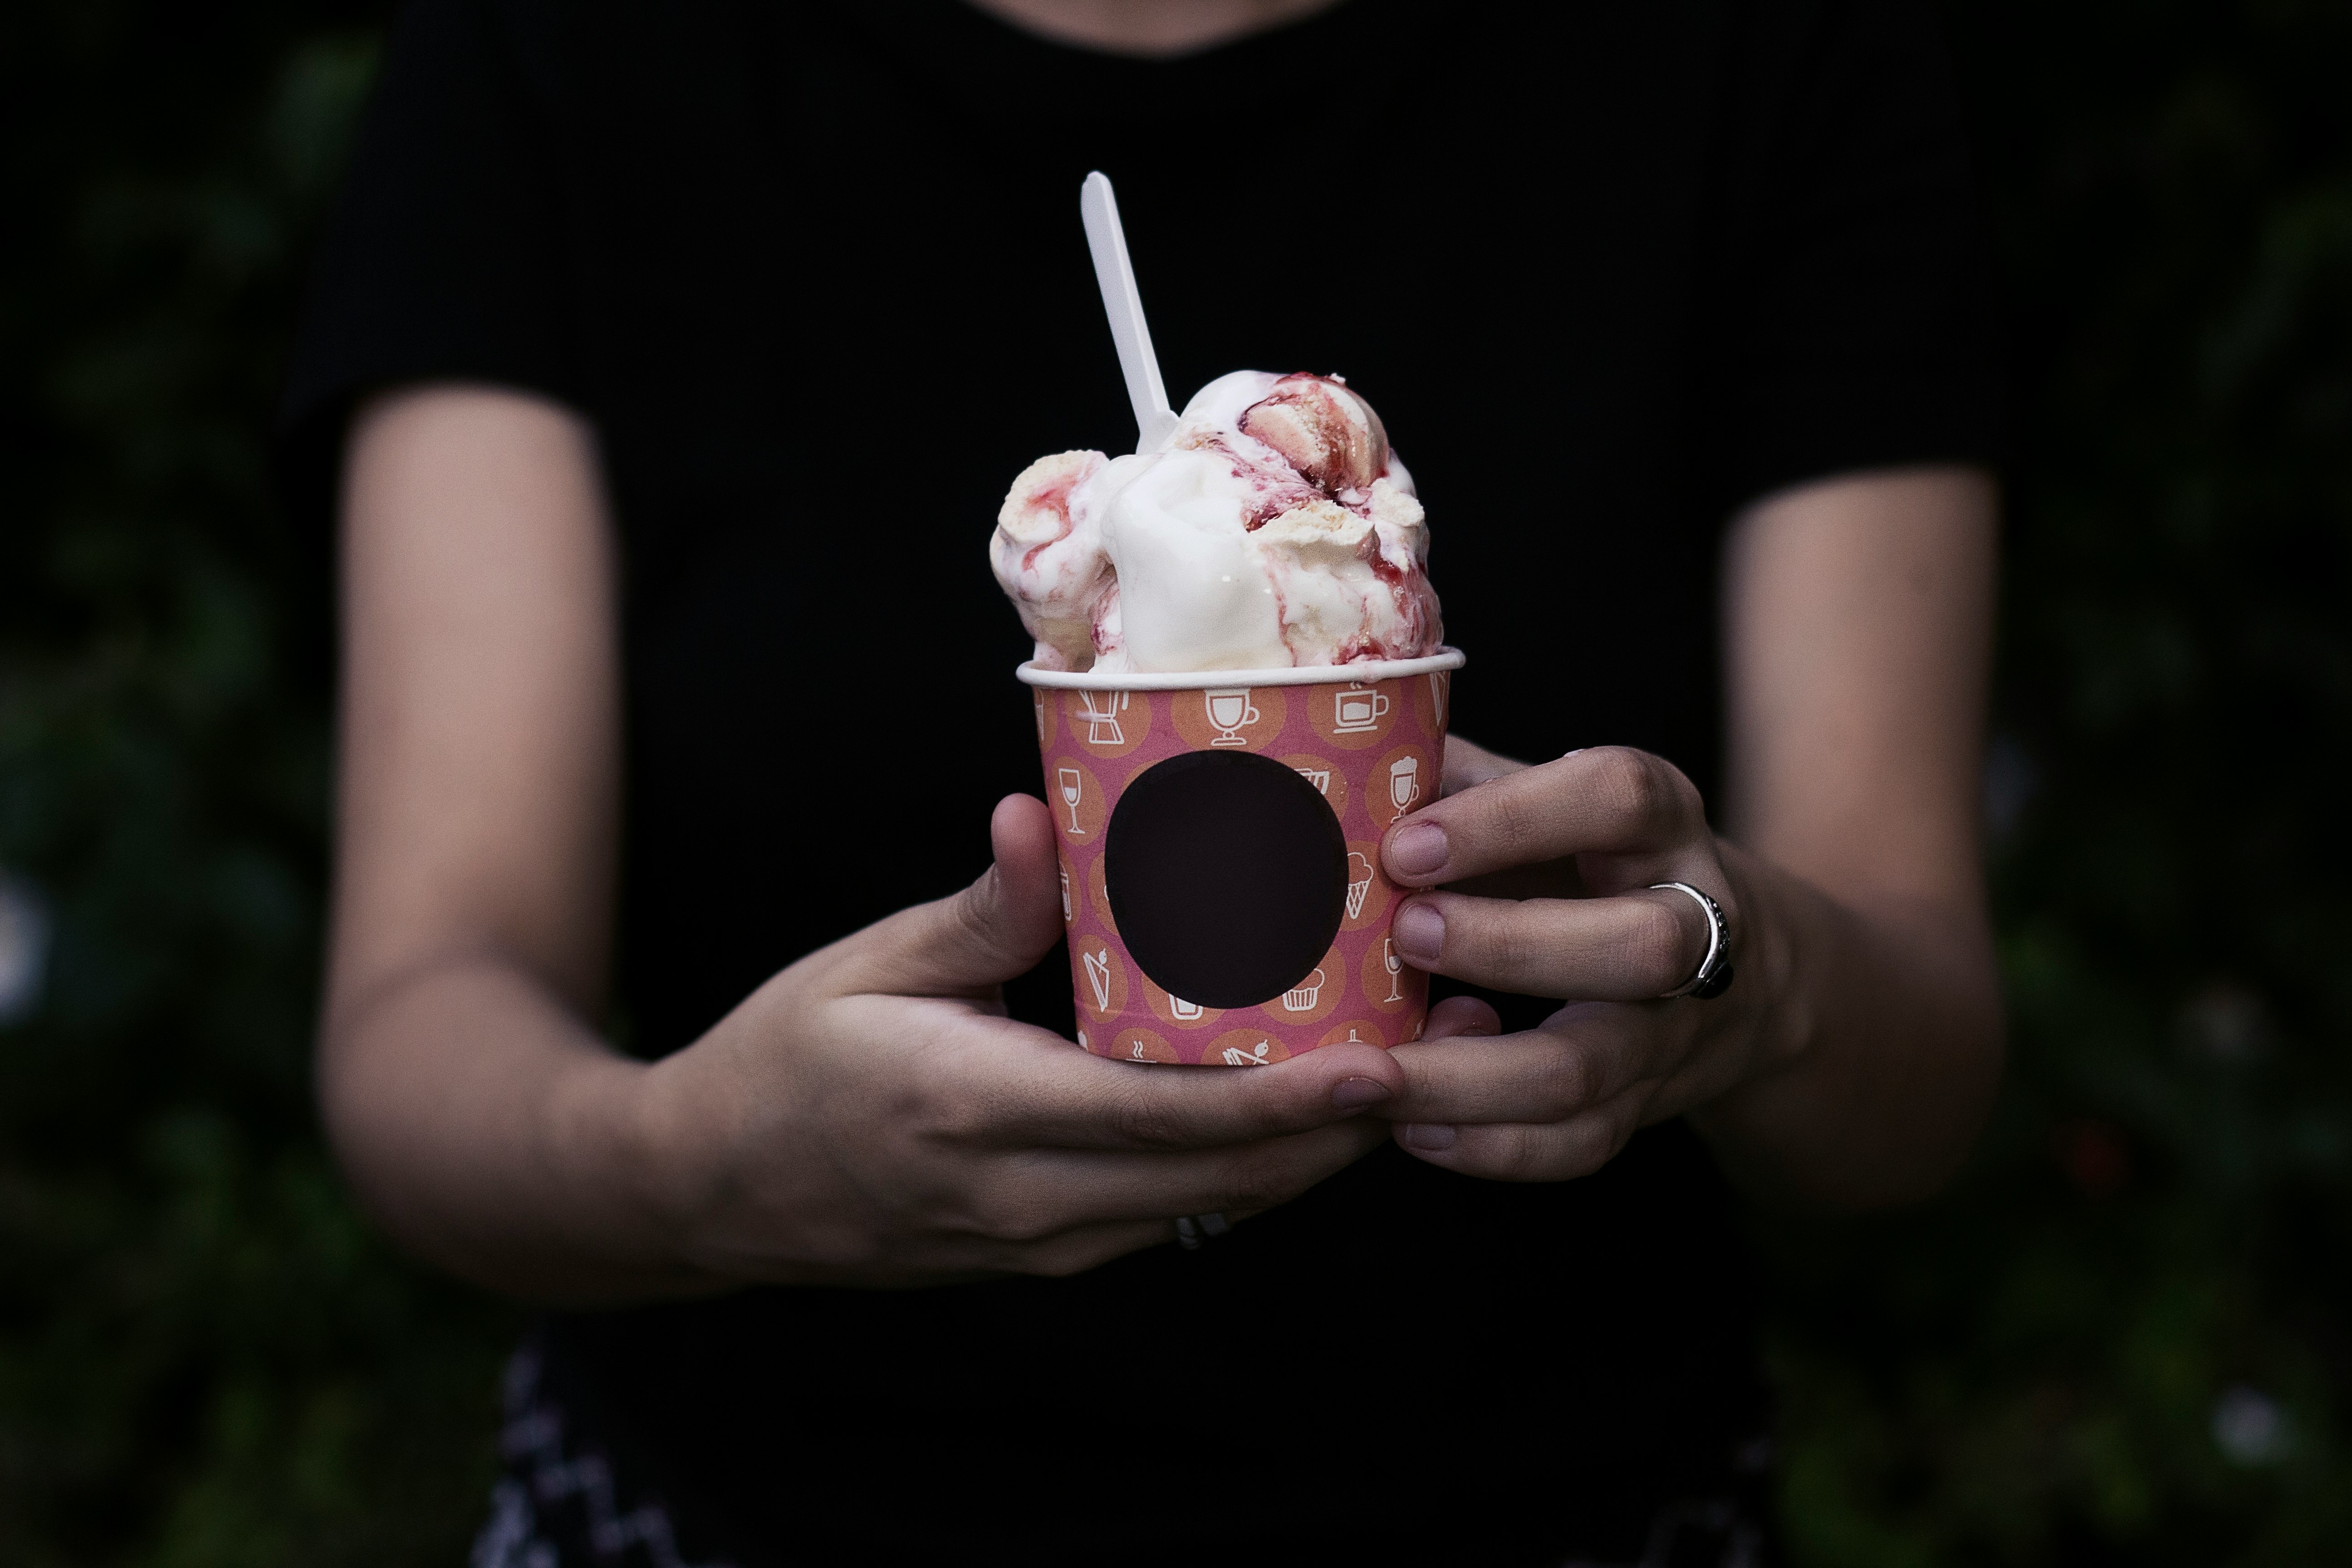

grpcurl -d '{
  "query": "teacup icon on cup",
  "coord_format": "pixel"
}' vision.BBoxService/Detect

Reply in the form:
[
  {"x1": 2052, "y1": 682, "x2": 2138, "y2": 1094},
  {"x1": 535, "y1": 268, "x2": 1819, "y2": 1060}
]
[
  {"x1": 1203, "y1": 687, "x2": 1261, "y2": 747},
  {"x1": 1333, "y1": 686, "x2": 1390, "y2": 734}
]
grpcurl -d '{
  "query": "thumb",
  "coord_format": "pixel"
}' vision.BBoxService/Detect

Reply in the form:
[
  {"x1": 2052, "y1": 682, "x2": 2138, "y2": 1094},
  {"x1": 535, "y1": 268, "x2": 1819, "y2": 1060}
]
[{"x1": 827, "y1": 794, "x2": 1065, "y2": 998}]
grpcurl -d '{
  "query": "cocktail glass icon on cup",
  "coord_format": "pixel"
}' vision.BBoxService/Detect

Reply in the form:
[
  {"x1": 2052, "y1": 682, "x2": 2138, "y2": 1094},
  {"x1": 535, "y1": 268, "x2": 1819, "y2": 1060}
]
[
  {"x1": 1389, "y1": 755, "x2": 1421, "y2": 813},
  {"x1": 1077, "y1": 689, "x2": 1129, "y2": 746},
  {"x1": 1082, "y1": 945, "x2": 1114, "y2": 1012},
  {"x1": 1222, "y1": 1039, "x2": 1274, "y2": 1067},
  {"x1": 1058, "y1": 767, "x2": 1085, "y2": 834},
  {"x1": 1203, "y1": 687, "x2": 1260, "y2": 747},
  {"x1": 1333, "y1": 686, "x2": 1390, "y2": 733}
]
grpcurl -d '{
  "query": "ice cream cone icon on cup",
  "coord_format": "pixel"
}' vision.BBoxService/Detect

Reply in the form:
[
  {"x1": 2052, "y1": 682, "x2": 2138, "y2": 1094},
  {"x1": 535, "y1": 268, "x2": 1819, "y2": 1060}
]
[{"x1": 1346, "y1": 853, "x2": 1375, "y2": 921}]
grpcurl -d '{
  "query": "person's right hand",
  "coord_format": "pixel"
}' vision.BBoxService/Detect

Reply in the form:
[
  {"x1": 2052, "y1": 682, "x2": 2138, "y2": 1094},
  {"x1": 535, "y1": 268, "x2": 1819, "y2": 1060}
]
[{"x1": 636, "y1": 793, "x2": 1413, "y2": 1285}]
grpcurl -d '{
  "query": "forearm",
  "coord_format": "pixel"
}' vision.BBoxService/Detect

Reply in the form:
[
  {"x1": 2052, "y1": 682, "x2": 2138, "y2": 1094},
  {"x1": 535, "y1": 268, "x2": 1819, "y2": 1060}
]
[
  {"x1": 1690, "y1": 841, "x2": 2004, "y2": 1210},
  {"x1": 319, "y1": 955, "x2": 724, "y2": 1303}
]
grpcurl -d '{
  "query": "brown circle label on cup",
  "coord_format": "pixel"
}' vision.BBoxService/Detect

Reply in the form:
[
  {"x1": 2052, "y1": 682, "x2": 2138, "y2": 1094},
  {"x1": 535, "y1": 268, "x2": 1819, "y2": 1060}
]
[
  {"x1": 1319, "y1": 1020, "x2": 1387, "y2": 1049},
  {"x1": 1340, "y1": 842, "x2": 1392, "y2": 933},
  {"x1": 1412, "y1": 669, "x2": 1453, "y2": 736},
  {"x1": 1308, "y1": 679, "x2": 1398, "y2": 751},
  {"x1": 1062, "y1": 687, "x2": 1149, "y2": 759},
  {"x1": 1048, "y1": 757, "x2": 1107, "y2": 843},
  {"x1": 1112, "y1": 1027, "x2": 1178, "y2": 1063},
  {"x1": 1056, "y1": 851, "x2": 1078, "y2": 927},
  {"x1": 1257, "y1": 944, "x2": 1345, "y2": 1026},
  {"x1": 1361, "y1": 934, "x2": 1423, "y2": 1014},
  {"x1": 1279, "y1": 753, "x2": 1348, "y2": 817},
  {"x1": 1070, "y1": 936, "x2": 1129, "y2": 1022},
  {"x1": 1032, "y1": 688, "x2": 1057, "y2": 753},
  {"x1": 1085, "y1": 850, "x2": 1117, "y2": 934},
  {"x1": 1369, "y1": 744, "x2": 1435, "y2": 830},
  {"x1": 1141, "y1": 976, "x2": 1222, "y2": 1031},
  {"x1": 1169, "y1": 684, "x2": 1288, "y2": 754},
  {"x1": 1206, "y1": 1028, "x2": 1292, "y2": 1068}
]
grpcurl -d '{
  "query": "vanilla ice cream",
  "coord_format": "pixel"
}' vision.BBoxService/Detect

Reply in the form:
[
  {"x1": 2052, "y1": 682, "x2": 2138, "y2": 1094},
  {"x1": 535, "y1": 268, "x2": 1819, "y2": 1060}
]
[{"x1": 991, "y1": 372, "x2": 1442, "y2": 673}]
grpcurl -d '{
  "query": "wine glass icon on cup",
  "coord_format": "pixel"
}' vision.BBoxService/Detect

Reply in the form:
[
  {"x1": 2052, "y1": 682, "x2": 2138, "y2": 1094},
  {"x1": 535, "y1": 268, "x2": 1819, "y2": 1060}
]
[
  {"x1": 1382, "y1": 937, "x2": 1405, "y2": 1003},
  {"x1": 1204, "y1": 687, "x2": 1260, "y2": 747},
  {"x1": 1058, "y1": 768, "x2": 1085, "y2": 834}
]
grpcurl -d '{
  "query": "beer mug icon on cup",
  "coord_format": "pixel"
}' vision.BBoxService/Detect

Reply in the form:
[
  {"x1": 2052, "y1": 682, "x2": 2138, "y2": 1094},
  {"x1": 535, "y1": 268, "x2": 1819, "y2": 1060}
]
[
  {"x1": 1294, "y1": 765, "x2": 1332, "y2": 795},
  {"x1": 1333, "y1": 686, "x2": 1390, "y2": 733},
  {"x1": 1389, "y1": 755, "x2": 1421, "y2": 813},
  {"x1": 1077, "y1": 689, "x2": 1128, "y2": 746},
  {"x1": 1346, "y1": 851, "x2": 1375, "y2": 920},
  {"x1": 1203, "y1": 687, "x2": 1260, "y2": 746}
]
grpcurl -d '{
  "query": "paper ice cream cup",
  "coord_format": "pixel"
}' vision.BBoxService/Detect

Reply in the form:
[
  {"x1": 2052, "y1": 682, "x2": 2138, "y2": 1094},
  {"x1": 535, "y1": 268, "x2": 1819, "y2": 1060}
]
[{"x1": 1019, "y1": 648, "x2": 1465, "y2": 1066}]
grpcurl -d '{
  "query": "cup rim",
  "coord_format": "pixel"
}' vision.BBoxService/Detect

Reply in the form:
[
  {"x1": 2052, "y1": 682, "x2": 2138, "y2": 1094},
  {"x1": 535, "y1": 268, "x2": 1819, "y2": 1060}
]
[{"x1": 1018, "y1": 646, "x2": 1465, "y2": 691}]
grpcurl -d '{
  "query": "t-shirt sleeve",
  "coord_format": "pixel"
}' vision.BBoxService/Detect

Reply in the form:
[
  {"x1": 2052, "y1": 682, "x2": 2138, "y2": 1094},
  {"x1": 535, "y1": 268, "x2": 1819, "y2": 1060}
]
[
  {"x1": 1699, "y1": 0, "x2": 2007, "y2": 513},
  {"x1": 277, "y1": 0, "x2": 576, "y2": 513}
]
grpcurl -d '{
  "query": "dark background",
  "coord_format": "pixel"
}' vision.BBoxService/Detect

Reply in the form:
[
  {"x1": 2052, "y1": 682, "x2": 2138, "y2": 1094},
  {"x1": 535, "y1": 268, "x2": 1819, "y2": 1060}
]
[{"x1": 2, "y1": 1, "x2": 2348, "y2": 1562}]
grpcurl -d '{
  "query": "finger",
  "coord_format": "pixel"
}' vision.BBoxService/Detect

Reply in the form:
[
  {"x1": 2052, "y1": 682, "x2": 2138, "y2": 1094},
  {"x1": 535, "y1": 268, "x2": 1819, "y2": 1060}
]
[
  {"x1": 1387, "y1": 887, "x2": 1709, "y2": 1000},
  {"x1": 1392, "y1": 1103, "x2": 1650, "y2": 1183},
  {"x1": 1441, "y1": 734, "x2": 1527, "y2": 795},
  {"x1": 1421, "y1": 993, "x2": 1502, "y2": 1040},
  {"x1": 821, "y1": 794, "x2": 1064, "y2": 997},
  {"x1": 895, "y1": 1000, "x2": 1408, "y2": 1152},
  {"x1": 973, "y1": 1119, "x2": 1389, "y2": 1235},
  {"x1": 1382, "y1": 745, "x2": 1705, "y2": 888},
  {"x1": 1383, "y1": 1004, "x2": 1657, "y2": 1126}
]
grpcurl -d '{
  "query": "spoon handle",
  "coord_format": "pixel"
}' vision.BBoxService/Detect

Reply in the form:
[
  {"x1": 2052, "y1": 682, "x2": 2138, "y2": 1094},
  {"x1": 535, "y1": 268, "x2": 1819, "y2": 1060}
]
[{"x1": 1080, "y1": 172, "x2": 1180, "y2": 452}]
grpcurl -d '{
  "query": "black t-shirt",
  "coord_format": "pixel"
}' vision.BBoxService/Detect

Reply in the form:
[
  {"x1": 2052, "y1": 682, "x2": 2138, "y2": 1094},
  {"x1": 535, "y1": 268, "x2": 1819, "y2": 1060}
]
[{"x1": 283, "y1": 0, "x2": 1999, "y2": 1561}]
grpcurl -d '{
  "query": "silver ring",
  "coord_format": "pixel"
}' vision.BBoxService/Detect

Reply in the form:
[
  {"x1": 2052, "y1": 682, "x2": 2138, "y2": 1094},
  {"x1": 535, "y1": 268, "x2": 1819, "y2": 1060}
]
[
  {"x1": 1174, "y1": 1212, "x2": 1231, "y2": 1250},
  {"x1": 1649, "y1": 882, "x2": 1735, "y2": 1000}
]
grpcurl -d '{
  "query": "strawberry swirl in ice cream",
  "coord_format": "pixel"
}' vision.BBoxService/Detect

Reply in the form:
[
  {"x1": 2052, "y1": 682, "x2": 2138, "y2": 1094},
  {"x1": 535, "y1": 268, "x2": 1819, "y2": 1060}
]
[{"x1": 991, "y1": 371, "x2": 1442, "y2": 673}]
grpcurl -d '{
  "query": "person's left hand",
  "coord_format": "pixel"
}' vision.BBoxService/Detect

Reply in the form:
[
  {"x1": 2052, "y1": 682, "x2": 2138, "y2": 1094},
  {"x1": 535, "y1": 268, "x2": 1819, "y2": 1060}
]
[{"x1": 1374, "y1": 737, "x2": 1789, "y2": 1180}]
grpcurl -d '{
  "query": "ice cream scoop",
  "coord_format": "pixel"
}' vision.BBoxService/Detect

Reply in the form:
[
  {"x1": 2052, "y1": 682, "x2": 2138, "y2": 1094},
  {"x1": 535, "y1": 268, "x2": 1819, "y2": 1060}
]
[{"x1": 992, "y1": 371, "x2": 1443, "y2": 673}]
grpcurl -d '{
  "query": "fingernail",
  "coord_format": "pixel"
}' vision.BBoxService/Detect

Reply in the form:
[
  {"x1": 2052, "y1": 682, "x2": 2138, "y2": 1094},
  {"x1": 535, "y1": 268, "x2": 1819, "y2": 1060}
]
[
  {"x1": 1387, "y1": 820, "x2": 1449, "y2": 878},
  {"x1": 1330, "y1": 1077, "x2": 1392, "y2": 1111},
  {"x1": 1392, "y1": 902, "x2": 1445, "y2": 965},
  {"x1": 1403, "y1": 1123, "x2": 1457, "y2": 1151}
]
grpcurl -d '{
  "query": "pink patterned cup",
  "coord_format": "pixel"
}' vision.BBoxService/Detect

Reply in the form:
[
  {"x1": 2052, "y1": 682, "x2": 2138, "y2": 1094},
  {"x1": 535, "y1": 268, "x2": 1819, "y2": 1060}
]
[{"x1": 1019, "y1": 649, "x2": 1463, "y2": 1066}]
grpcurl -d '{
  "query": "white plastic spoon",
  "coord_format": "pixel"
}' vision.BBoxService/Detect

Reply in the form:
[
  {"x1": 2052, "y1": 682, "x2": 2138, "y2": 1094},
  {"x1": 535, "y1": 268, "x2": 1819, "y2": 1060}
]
[{"x1": 1080, "y1": 171, "x2": 1181, "y2": 453}]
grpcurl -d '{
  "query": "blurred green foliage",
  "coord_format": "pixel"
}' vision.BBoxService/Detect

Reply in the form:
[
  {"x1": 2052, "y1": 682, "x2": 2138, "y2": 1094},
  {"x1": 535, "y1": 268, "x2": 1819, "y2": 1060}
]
[
  {"x1": 0, "y1": 5, "x2": 508, "y2": 1565},
  {"x1": 1771, "y1": 1, "x2": 2352, "y2": 1563},
  {"x1": 0, "y1": 0, "x2": 2347, "y2": 1563}
]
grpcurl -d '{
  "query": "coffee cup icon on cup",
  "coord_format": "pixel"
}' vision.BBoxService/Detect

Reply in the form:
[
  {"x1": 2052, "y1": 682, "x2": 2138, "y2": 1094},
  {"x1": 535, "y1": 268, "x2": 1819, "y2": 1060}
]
[
  {"x1": 1203, "y1": 687, "x2": 1261, "y2": 747},
  {"x1": 1389, "y1": 755, "x2": 1421, "y2": 813},
  {"x1": 1333, "y1": 686, "x2": 1390, "y2": 733}
]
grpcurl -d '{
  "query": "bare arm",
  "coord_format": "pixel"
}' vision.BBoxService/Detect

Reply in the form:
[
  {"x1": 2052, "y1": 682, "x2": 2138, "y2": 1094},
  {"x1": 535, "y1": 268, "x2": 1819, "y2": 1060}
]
[
  {"x1": 1380, "y1": 467, "x2": 2003, "y2": 1209},
  {"x1": 320, "y1": 385, "x2": 686, "y2": 1296},
  {"x1": 321, "y1": 384, "x2": 1414, "y2": 1304}
]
